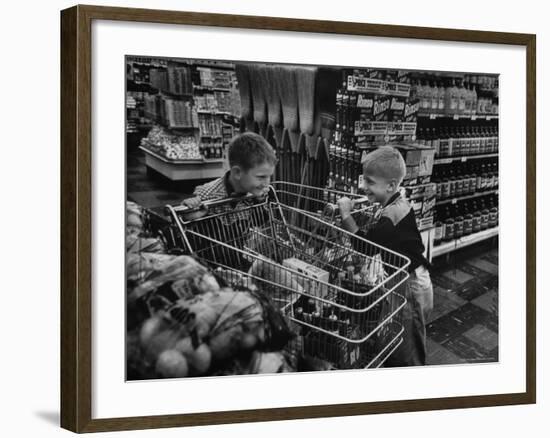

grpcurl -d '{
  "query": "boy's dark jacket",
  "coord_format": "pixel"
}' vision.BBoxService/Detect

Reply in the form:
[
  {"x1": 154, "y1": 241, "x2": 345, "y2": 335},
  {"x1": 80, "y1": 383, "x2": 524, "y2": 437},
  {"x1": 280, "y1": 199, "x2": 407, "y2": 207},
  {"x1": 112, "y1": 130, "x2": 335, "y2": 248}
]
[{"x1": 346, "y1": 192, "x2": 429, "y2": 273}]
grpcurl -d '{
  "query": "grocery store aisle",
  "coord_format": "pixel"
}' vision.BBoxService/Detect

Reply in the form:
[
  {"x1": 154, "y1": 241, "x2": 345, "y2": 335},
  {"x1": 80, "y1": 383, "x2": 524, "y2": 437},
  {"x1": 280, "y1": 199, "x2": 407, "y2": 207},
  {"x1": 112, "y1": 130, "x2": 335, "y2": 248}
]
[
  {"x1": 127, "y1": 141, "x2": 499, "y2": 367},
  {"x1": 427, "y1": 244, "x2": 498, "y2": 365}
]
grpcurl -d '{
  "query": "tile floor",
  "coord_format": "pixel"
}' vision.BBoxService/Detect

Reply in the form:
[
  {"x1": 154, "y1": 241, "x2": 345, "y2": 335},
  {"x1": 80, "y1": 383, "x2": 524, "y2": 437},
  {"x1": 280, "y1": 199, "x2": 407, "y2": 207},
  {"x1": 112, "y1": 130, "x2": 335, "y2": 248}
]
[
  {"x1": 427, "y1": 247, "x2": 499, "y2": 365},
  {"x1": 127, "y1": 144, "x2": 499, "y2": 366}
]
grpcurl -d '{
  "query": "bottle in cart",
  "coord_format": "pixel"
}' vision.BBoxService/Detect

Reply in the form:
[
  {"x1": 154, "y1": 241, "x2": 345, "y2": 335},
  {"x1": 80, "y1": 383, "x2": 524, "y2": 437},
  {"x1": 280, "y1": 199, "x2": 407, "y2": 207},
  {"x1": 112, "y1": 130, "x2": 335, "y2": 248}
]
[{"x1": 328, "y1": 171, "x2": 335, "y2": 190}]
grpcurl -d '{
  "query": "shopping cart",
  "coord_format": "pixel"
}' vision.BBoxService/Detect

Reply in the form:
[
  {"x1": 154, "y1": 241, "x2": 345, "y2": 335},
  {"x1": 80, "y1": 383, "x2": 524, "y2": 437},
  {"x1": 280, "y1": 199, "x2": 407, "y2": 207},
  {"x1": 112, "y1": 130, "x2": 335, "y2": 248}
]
[
  {"x1": 165, "y1": 190, "x2": 409, "y2": 369},
  {"x1": 270, "y1": 181, "x2": 381, "y2": 231}
]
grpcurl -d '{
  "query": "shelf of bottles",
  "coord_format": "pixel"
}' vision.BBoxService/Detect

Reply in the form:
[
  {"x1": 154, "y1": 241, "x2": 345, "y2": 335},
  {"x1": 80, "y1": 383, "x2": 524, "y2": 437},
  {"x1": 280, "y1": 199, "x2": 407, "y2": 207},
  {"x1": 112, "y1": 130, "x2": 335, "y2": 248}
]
[
  {"x1": 414, "y1": 73, "x2": 498, "y2": 119},
  {"x1": 412, "y1": 72, "x2": 499, "y2": 257},
  {"x1": 414, "y1": 72, "x2": 498, "y2": 161},
  {"x1": 432, "y1": 159, "x2": 498, "y2": 204},
  {"x1": 432, "y1": 191, "x2": 499, "y2": 257},
  {"x1": 126, "y1": 56, "x2": 241, "y2": 166}
]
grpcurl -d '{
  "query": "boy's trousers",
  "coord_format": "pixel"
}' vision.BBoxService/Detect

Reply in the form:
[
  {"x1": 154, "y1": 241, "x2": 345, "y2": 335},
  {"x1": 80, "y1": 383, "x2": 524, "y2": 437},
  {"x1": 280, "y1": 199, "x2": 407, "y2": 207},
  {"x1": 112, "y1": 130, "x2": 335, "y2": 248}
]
[{"x1": 385, "y1": 265, "x2": 433, "y2": 367}]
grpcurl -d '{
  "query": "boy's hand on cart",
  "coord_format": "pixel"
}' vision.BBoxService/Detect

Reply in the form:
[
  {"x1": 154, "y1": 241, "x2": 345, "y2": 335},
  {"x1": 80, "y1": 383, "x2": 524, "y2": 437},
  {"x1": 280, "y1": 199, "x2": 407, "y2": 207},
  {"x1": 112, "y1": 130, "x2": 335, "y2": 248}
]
[
  {"x1": 337, "y1": 197, "x2": 354, "y2": 220},
  {"x1": 181, "y1": 196, "x2": 203, "y2": 210},
  {"x1": 180, "y1": 196, "x2": 208, "y2": 220}
]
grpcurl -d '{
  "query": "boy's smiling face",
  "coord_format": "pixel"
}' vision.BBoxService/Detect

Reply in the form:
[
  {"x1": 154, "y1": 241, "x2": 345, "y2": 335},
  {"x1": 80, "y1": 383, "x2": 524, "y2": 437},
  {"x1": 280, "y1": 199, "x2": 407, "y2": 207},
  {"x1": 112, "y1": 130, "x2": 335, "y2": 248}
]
[
  {"x1": 363, "y1": 171, "x2": 397, "y2": 205},
  {"x1": 231, "y1": 162, "x2": 275, "y2": 197}
]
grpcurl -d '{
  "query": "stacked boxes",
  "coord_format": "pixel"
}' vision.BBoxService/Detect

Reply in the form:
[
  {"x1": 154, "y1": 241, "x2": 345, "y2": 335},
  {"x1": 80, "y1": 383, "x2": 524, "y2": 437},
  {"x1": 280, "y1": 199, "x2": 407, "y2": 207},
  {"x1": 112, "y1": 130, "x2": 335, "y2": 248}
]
[
  {"x1": 164, "y1": 100, "x2": 196, "y2": 128},
  {"x1": 149, "y1": 69, "x2": 169, "y2": 92},
  {"x1": 282, "y1": 258, "x2": 330, "y2": 299},
  {"x1": 394, "y1": 143, "x2": 435, "y2": 186},
  {"x1": 342, "y1": 69, "x2": 417, "y2": 147},
  {"x1": 402, "y1": 182, "x2": 437, "y2": 231},
  {"x1": 167, "y1": 67, "x2": 193, "y2": 95},
  {"x1": 197, "y1": 67, "x2": 233, "y2": 88}
]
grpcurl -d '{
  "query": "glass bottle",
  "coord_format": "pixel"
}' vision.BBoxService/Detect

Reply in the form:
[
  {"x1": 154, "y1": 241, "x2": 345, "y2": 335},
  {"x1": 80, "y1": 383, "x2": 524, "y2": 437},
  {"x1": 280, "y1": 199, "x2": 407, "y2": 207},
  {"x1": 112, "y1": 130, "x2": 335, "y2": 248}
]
[
  {"x1": 480, "y1": 201, "x2": 490, "y2": 230},
  {"x1": 437, "y1": 81, "x2": 446, "y2": 115},
  {"x1": 463, "y1": 206, "x2": 473, "y2": 236},
  {"x1": 444, "y1": 217, "x2": 455, "y2": 242},
  {"x1": 458, "y1": 78, "x2": 468, "y2": 115},
  {"x1": 432, "y1": 127, "x2": 440, "y2": 157},
  {"x1": 439, "y1": 126, "x2": 449, "y2": 157}
]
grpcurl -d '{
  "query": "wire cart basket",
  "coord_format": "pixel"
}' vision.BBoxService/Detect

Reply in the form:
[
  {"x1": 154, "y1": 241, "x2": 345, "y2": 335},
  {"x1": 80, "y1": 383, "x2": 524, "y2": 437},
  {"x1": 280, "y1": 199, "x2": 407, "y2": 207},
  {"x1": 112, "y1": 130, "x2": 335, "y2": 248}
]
[{"x1": 165, "y1": 189, "x2": 409, "y2": 369}]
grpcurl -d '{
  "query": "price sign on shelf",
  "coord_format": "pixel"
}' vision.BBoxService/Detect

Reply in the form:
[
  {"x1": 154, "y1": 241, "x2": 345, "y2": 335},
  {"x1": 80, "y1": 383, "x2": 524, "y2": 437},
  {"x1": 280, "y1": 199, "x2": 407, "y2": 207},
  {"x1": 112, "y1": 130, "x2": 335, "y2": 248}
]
[
  {"x1": 461, "y1": 157, "x2": 467, "y2": 162},
  {"x1": 453, "y1": 114, "x2": 459, "y2": 120},
  {"x1": 471, "y1": 115, "x2": 477, "y2": 120},
  {"x1": 429, "y1": 113, "x2": 437, "y2": 120},
  {"x1": 451, "y1": 198, "x2": 457, "y2": 204}
]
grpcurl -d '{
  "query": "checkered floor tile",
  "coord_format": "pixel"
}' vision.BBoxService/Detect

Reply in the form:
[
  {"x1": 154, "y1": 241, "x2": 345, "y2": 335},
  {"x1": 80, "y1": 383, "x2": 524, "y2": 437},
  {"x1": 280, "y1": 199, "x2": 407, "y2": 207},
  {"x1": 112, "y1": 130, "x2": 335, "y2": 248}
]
[{"x1": 427, "y1": 247, "x2": 499, "y2": 365}]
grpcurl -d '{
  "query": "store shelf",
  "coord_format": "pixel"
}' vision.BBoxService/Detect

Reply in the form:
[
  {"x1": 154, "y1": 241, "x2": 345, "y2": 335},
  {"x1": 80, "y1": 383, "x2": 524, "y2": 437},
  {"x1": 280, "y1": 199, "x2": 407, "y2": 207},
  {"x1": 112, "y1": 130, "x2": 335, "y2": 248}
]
[
  {"x1": 436, "y1": 189, "x2": 498, "y2": 206},
  {"x1": 432, "y1": 227, "x2": 498, "y2": 258},
  {"x1": 418, "y1": 114, "x2": 498, "y2": 121},
  {"x1": 140, "y1": 146, "x2": 222, "y2": 164},
  {"x1": 434, "y1": 153, "x2": 498, "y2": 165},
  {"x1": 148, "y1": 84, "x2": 193, "y2": 98},
  {"x1": 196, "y1": 110, "x2": 233, "y2": 115},
  {"x1": 143, "y1": 114, "x2": 198, "y2": 131},
  {"x1": 193, "y1": 85, "x2": 231, "y2": 92},
  {"x1": 140, "y1": 147, "x2": 225, "y2": 181},
  {"x1": 193, "y1": 61, "x2": 235, "y2": 70}
]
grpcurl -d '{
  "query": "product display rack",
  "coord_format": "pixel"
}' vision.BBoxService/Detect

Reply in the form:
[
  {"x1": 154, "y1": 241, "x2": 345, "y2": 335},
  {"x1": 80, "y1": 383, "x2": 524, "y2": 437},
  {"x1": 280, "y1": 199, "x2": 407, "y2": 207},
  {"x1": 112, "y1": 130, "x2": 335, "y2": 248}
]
[
  {"x1": 418, "y1": 114, "x2": 499, "y2": 121},
  {"x1": 126, "y1": 56, "x2": 241, "y2": 181},
  {"x1": 410, "y1": 72, "x2": 499, "y2": 260},
  {"x1": 139, "y1": 146, "x2": 226, "y2": 181},
  {"x1": 319, "y1": 69, "x2": 499, "y2": 262}
]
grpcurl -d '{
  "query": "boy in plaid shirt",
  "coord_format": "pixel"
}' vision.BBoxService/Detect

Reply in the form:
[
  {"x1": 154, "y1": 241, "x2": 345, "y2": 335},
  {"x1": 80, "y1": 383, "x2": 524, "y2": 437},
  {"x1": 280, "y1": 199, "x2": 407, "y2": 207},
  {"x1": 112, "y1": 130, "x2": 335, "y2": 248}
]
[
  {"x1": 181, "y1": 133, "x2": 277, "y2": 267},
  {"x1": 183, "y1": 132, "x2": 277, "y2": 211}
]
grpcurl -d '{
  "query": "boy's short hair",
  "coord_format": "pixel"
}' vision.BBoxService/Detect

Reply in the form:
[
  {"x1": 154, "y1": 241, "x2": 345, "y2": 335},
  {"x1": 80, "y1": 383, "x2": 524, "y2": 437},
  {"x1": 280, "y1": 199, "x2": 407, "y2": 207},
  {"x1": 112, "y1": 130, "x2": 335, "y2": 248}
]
[
  {"x1": 363, "y1": 146, "x2": 406, "y2": 184},
  {"x1": 228, "y1": 132, "x2": 277, "y2": 171}
]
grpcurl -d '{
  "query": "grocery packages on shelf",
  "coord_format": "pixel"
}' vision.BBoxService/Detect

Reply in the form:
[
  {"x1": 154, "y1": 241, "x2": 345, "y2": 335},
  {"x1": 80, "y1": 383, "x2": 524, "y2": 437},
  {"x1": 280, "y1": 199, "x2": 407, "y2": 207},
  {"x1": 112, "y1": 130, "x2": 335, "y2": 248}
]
[{"x1": 140, "y1": 125, "x2": 201, "y2": 160}]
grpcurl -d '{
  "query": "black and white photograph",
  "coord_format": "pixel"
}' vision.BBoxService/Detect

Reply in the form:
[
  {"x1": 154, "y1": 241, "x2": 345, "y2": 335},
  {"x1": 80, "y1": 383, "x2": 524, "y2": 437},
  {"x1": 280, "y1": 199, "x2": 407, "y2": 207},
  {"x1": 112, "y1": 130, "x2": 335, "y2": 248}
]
[{"x1": 125, "y1": 56, "x2": 499, "y2": 380}]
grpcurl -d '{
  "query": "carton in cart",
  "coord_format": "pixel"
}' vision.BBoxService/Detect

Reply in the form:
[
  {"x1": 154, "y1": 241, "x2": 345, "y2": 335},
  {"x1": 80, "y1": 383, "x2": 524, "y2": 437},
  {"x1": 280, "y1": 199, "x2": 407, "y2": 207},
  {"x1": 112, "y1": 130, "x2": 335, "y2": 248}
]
[{"x1": 283, "y1": 258, "x2": 330, "y2": 299}]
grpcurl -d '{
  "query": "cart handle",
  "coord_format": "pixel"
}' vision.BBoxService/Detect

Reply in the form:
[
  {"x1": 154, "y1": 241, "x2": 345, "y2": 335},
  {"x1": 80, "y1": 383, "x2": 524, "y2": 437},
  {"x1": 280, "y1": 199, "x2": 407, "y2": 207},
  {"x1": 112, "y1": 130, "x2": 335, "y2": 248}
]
[
  {"x1": 167, "y1": 191, "x2": 271, "y2": 215},
  {"x1": 323, "y1": 195, "x2": 372, "y2": 214}
]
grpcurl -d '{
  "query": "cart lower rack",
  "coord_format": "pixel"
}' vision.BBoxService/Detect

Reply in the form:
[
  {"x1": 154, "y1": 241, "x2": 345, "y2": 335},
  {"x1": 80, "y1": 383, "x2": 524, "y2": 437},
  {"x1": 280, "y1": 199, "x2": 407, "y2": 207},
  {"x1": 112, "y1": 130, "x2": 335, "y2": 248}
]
[{"x1": 166, "y1": 195, "x2": 409, "y2": 369}]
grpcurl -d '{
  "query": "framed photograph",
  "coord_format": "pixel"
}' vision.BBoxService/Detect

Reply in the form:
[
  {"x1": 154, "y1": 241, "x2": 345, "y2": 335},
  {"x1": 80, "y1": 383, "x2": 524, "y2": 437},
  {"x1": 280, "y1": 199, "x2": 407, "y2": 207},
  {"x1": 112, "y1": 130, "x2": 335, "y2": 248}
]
[{"x1": 60, "y1": 4, "x2": 536, "y2": 433}]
